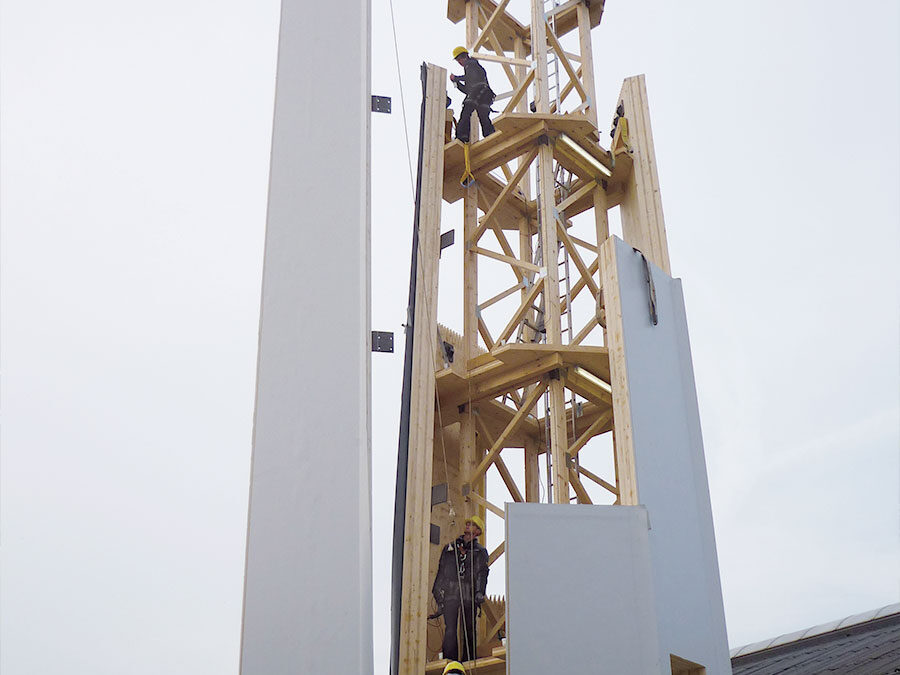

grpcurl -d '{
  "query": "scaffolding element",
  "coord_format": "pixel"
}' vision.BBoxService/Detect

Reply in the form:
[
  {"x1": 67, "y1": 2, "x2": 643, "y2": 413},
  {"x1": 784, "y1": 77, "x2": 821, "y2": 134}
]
[{"x1": 392, "y1": 1, "x2": 692, "y2": 673}]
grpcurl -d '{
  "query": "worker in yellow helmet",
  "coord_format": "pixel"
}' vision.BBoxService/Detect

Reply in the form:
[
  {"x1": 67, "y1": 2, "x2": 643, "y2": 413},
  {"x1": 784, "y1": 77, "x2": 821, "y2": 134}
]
[
  {"x1": 449, "y1": 46, "x2": 495, "y2": 143},
  {"x1": 443, "y1": 660, "x2": 466, "y2": 675},
  {"x1": 432, "y1": 514, "x2": 489, "y2": 662}
]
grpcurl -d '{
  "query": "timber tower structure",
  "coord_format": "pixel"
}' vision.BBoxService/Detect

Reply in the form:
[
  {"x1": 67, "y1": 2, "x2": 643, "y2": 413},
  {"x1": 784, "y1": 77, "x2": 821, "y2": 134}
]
[{"x1": 393, "y1": 1, "x2": 731, "y2": 674}]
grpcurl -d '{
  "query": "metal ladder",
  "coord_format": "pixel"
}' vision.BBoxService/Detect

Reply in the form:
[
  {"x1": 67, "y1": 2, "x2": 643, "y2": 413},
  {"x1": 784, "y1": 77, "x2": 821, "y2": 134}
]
[{"x1": 544, "y1": 0, "x2": 562, "y2": 110}]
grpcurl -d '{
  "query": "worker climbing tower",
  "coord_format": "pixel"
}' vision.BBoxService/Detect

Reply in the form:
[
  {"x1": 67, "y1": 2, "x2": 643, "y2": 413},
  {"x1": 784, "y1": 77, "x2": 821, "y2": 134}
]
[{"x1": 392, "y1": 2, "x2": 731, "y2": 674}]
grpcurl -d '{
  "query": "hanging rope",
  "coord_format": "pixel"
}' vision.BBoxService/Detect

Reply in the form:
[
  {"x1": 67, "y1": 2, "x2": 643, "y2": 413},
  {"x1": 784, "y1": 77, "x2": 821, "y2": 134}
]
[{"x1": 387, "y1": 0, "x2": 416, "y2": 199}]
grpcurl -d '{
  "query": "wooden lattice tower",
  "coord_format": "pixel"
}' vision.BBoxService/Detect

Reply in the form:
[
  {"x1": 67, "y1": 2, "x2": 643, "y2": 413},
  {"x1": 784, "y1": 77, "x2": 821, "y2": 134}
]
[{"x1": 394, "y1": 1, "x2": 673, "y2": 673}]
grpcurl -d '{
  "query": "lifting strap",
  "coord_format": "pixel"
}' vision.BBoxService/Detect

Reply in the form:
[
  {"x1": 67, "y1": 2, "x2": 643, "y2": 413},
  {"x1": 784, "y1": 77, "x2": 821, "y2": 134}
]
[{"x1": 460, "y1": 142, "x2": 476, "y2": 188}]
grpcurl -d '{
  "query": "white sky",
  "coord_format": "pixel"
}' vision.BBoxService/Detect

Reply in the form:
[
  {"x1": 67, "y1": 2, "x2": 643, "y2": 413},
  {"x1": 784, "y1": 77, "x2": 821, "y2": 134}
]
[{"x1": 1, "y1": 1, "x2": 898, "y2": 673}]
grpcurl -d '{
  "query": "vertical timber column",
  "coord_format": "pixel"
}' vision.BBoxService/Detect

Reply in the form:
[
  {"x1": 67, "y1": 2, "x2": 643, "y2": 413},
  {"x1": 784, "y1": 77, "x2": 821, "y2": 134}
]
[
  {"x1": 531, "y1": 0, "x2": 569, "y2": 503},
  {"x1": 239, "y1": 1, "x2": 372, "y2": 673},
  {"x1": 600, "y1": 237, "x2": 637, "y2": 506},
  {"x1": 618, "y1": 75, "x2": 671, "y2": 275},
  {"x1": 575, "y1": 1, "x2": 599, "y2": 130},
  {"x1": 398, "y1": 64, "x2": 447, "y2": 675}
]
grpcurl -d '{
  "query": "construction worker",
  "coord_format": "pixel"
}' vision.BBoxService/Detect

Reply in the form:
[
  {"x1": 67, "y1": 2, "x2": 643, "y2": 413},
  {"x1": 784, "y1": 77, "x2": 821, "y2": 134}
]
[
  {"x1": 449, "y1": 47, "x2": 495, "y2": 143},
  {"x1": 443, "y1": 661, "x2": 466, "y2": 675},
  {"x1": 432, "y1": 515, "x2": 489, "y2": 663}
]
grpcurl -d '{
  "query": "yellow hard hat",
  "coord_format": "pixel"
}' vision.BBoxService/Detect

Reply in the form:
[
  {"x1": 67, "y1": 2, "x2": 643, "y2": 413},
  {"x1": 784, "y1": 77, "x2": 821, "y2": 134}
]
[
  {"x1": 452, "y1": 46, "x2": 469, "y2": 59},
  {"x1": 443, "y1": 661, "x2": 466, "y2": 675},
  {"x1": 466, "y1": 514, "x2": 485, "y2": 535}
]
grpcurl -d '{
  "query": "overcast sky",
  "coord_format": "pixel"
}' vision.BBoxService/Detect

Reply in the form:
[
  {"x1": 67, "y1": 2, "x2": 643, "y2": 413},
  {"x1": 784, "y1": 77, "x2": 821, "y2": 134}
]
[{"x1": 1, "y1": 1, "x2": 898, "y2": 673}]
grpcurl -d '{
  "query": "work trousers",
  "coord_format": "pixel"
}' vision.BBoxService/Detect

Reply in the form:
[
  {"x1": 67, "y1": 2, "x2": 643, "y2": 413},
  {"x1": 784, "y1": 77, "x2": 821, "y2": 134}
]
[
  {"x1": 456, "y1": 101, "x2": 494, "y2": 143},
  {"x1": 442, "y1": 596, "x2": 478, "y2": 662}
]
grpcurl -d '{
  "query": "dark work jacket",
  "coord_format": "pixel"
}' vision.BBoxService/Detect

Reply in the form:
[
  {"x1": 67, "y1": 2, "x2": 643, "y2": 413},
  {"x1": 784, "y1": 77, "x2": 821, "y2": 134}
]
[
  {"x1": 432, "y1": 535, "x2": 489, "y2": 604},
  {"x1": 454, "y1": 58, "x2": 494, "y2": 105}
]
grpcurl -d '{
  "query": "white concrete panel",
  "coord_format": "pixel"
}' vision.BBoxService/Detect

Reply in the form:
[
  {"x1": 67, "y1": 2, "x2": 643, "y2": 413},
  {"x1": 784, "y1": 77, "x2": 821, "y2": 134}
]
[
  {"x1": 612, "y1": 236, "x2": 731, "y2": 674},
  {"x1": 239, "y1": 1, "x2": 372, "y2": 673},
  {"x1": 506, "y1": 503, "x2": 662, "y2": 674}
]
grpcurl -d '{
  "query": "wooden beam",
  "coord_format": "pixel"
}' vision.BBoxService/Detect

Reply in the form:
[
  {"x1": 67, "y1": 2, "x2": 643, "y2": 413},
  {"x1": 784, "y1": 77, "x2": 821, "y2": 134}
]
[
  {"x1": 556, "y1": 219, "x2": 600, "y2": 298},
  {"x1": 485, "y1": 612, "x2": 506, "y2": 643},
  {"x1": 469, "y1": 379, "x2": 546, "y2": 484},
  {"x1": 548, "y1": 64, "x2": 582, "y2": 113},
  {"x1": 600, "y1": 237, "x2": 638, "y2": 505},
  {"x1": 568, "y1": 465, "x2": 592, "y2": 504},
  {"x1": 471, "y1": 245, "x2": 540, "y2": 275},
  {"x1": 495, "y1": 277, "x2": 544, "y2": 345},
  {"x1": 545, "y1": 21, "x2": 587, "y2": 102},
  {"x1": 398, "y1": 63, "x2": 446, "y2": 675},
  {"x1": 557, "y1": 179, "x2": 597, "y2": 214},
  {"x1": 471, "y1": 147, "x2": 538, "y2": 245},
  {"x1": 478, "y1": 314, "x2": 496, "y2": 351},
  {"x1": 576, "y1": 0, "x2": 599, "y2": 127},
  {"x1": 576, "y1": 463, "x2": 619, "y2": 496},
  {"x1": 472, "y1": 0, "x2": 514, "y2": 52},
  {"x1": 568, "y1": 233, "x2": 598, "y2": 254},
  {"x1": 466, "y1": 489, "x2": 505, "y2": 518},
  {"x1": 560, "y1": 257, "x2": 598, "y2": 313},
  {"x1": 488, "y1": 541, "x2": 505, "y2": 566},
  {"x1": 567, "y1": 410, "x2": 612, "y2": 456},
  {"x1": 474, "y1": 412, "x2": 524, "y2": 503},
  {"x1": 479, "y1": 280, "x2": 525, "y2": 312},
  {"x1": 570, "y1": 315, "x2": 597, "y2": 346},
  {"x1": 470, "y1": 51, "x2": 530, "y2": 66},
  {"x1": 483, "y1": 14, "x2": 518, "y2": 89},
  {"x1": 503, "y1": 65, "x2": 535, "y2": 114},
  {"x1": 618, "y1": 75, "x2": 671, "y2": 274}
]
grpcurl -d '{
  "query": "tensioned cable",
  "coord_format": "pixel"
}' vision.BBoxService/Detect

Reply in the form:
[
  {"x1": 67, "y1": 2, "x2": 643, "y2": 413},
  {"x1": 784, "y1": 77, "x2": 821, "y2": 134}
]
[{"x1": 387, "y1": 0, "x2": 416, "y2": 199}]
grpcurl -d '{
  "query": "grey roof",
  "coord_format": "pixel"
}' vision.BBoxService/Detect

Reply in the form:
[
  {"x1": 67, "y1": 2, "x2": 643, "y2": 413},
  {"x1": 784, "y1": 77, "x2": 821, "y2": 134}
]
[{"x1": 731, "y1": 603, "x2": 900, "y2": 674}]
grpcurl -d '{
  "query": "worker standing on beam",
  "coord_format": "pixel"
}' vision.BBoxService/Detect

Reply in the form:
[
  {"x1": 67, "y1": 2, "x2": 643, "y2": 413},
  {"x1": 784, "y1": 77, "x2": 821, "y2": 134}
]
[
  {"x1": 432, "y1": 515, "x2": 489, "y2": 663},
  {"x1": 450, "y1": 47, "x2": 495, "y2": 143}
]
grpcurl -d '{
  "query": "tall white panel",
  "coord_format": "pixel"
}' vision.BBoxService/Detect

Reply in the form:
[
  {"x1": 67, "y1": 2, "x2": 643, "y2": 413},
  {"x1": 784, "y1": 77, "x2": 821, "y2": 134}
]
[
  {"x1": 612, "y1": 235, "x2": 731, "y2": 674},
  {"x1": 239, "y1": 1, "x2": 372, "y2": 673}
]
